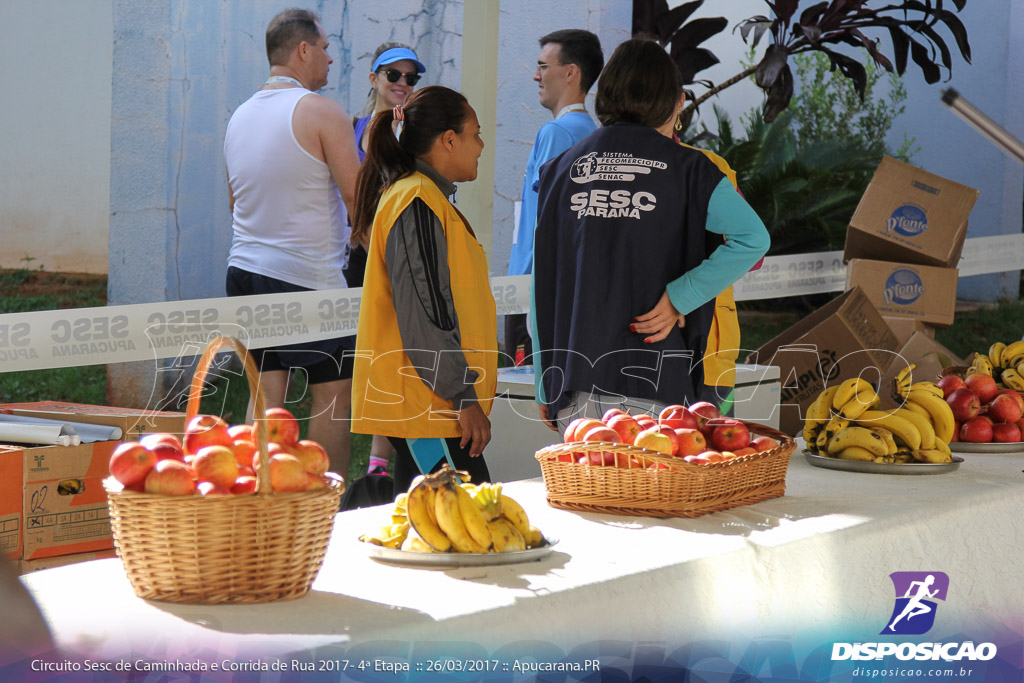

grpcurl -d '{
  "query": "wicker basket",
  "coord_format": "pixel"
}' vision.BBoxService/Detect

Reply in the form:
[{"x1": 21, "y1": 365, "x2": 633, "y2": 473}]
[
  {"x1": 104, "y1": 336, "x2": 344, "y2": 604},
  {"x1": 535, "y1": 423, "x2": 795, "y2": 518}
]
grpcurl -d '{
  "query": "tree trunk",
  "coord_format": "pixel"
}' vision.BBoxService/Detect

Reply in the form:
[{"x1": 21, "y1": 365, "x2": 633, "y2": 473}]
[{"x1": 682, "y1": 65, "x2": 760, "y2": 119}]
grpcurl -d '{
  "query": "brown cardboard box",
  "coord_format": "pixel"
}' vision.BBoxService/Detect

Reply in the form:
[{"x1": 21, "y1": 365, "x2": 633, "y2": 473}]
[
  {"x1": 745, "y1": 287, "x2": 901, "y2": 436},
  {"x1": 0, "y1": 440, "x2": 118, "y2": 561},
  {"x1": 844, "y1": 156, "x2": 979, "y2": 268},
  {"x1": 883, "y1": 316, "x2": 935, "y2": 346},
  {"x1": 0, "y1": 401, "x2": 186, "y2": 441},
  {"x1": 18, "y1": 549, "x2": 117, "y2": 574},
  {"x1": 846, "y1": 259, "x2": 958, "y2": 327},
  {"x1": 880, "y1": 332, "x2": 966, "y2": 408}
]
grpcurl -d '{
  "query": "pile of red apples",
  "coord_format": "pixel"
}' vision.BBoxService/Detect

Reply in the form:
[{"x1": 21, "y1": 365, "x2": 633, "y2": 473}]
[
  {"x1": 560, "y1": 401, "x2": 778, "y2": 468},
  {"x1": 938, "y1": 374, "x2": 1024, "y2": 443},
  {"x1": 108, "y1": 407, "x2": 335, "y2": 495}
]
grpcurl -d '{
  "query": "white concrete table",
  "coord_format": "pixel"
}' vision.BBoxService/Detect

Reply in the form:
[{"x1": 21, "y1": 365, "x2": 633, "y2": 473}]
[{"x1": 19, "y1": 447, "x2": 1024, "y2": 673}]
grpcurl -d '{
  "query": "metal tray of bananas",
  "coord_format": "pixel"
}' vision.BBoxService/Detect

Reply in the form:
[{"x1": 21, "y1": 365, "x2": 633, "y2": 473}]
[
  {"x1": 803, "y1": 451, "x2": 962, "y2": 475},
  {"x1": 366, "y1": 537, "x2": 558, "y2": 567}
]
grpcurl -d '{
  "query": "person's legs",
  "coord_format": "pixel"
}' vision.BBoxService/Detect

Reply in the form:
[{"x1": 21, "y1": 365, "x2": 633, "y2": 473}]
[
  {"x1": 247, "y1": 369, "x2": 289, "y2": 421},
  {"x1": 367, "y1": 434, "x2": 394, "y2": 473},
  {"x1": 308, "y1": 378, "x2": 352, "y2": 480}
]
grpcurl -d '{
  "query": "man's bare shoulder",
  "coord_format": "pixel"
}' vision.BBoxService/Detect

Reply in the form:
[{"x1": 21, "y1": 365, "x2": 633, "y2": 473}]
[{"x1": 295, "y1": 91, "x2": 349, "y2": 126}]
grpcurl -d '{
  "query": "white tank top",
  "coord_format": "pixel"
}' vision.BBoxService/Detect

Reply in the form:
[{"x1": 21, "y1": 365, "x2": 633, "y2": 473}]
[{"x1": 225, "y1": 87, "x2": 349, "y2": 289}]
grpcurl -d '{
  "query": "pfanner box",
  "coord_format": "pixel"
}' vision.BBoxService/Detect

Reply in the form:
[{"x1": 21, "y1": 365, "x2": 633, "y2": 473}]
[
  {"x1": 844, "y1": 156, "x2": 979, "y2": 268},
  {"x1": 0, "y1": 401, "x2": 186, "y2": 441},
  {"x1": 846, "y1": 259, "x2": 958, "y2": 327},
  {"x1": 745, "y1": 287, "x2": 901, "y2": 436},
  {"x1": 0, "y1": 440, "x2": 118, "y2": 561}
]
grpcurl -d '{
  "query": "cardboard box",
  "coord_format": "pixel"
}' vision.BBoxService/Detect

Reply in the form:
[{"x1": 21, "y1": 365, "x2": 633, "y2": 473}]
[
  {"x1": 0, "y1": 401, "x2": 186, "y2": 441},
  {"x1": 845, "y1": 156, "x2": 979, "y2": 268},
  {"x1": 745, "y1": 287, "x2": 901, "y2": 436},
  {"x1": 732, "y1": 363, "x2": 782, "y2": 429},
  {"x1": 846, "y1": 259, "x2": 958, "y2": 327},
  {"x1": 0, "y1": 440, "x2": 118, "y2": 561},
  {"x1": 880, "y1": 332, "x2": 966, "y2": 408},
  {"x1": 18, "y1": 549, "x2": 116, "y2": 574},
  {"x1": 883, "y1": 316, "x2": 935, "y2": 347}
]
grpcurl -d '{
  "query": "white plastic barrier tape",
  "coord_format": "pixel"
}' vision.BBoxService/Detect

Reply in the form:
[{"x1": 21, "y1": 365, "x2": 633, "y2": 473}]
[{"x1": 0, "y1": 235, "x2": 1021, "y2": 373}]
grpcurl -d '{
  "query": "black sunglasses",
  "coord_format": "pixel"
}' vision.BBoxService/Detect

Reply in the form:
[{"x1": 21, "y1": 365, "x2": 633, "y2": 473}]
[{"x1": 380, "y1": 68, "x2": 421, "y2": 86}]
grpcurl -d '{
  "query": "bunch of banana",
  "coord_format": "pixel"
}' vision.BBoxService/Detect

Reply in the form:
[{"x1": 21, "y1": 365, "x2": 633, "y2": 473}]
[
  {"x1": 803, "y1": 378, "x2": 880, "y2": 446},
  {"x1": 804, "y1": 371, "x2": 956, "y2": 464},
  {"x1": 399, "y1": 465, "x2": 546, "y2": 554},
  {"x1": 965, "y1": 341, "x2": 1024, "y2": 385},
  {"x1": 359, "y1": 492, "x2": 411, "y2": 549}
]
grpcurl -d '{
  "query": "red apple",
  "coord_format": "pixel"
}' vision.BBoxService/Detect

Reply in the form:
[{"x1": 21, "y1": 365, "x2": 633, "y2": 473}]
[
  {"x1": 582, "y1": 426, "x2": 620, "y2": 466},
  {"x1": 606, "y1": 413, "x2": 642, "y2": 445},
  {"x1": 292, "y1": 439, "x2": 330, "y2": 475},
  {"x1": 191, "y1": 445, "x2": 239, "y2": 489},
  {"x1": 674, "y1": 428, "x2": 707, "y2": 456},
  {"x1": 304, "y1": 472, "x2": 328, "y2": 490},
  {"x1": 733, "y1": 447, "x2": 758, "y2": 457},
  {"x1": 227, "y1": 424, "x2": 255, "y2": 443},
  {"x1": 936, "y1": 375, "x2": 967, "y2": 399},
  {"x1": 711, "y1": 419, "x2": 751, "y2": 452},
  {"x1": 682, "y1": 454, "x2": 709, "y2": 464},
  {"x1": 947, "y1": 388, "x2": 981, "y2": 422},
  {"x1": 634, "y1": 427, "x2": 674, "y2": 455},
  {"x1": 230, "y1": 475, "x2": 257, "y2": 494},
  {"x1": 563, "y1": 418, "x2": 589, "y2": 443},
  {"x1": 256, "y1": 407, "x2": 300, "y2": 446},
  {"x1": 951, "y1": 422, "x2": 961, "y2": 442},
  {"x1": 253, "y1": 441, "x2": 293, "y2": 471},
  {"x1": 992, "y1": 422, "x2": 1021, "y2": 443},
  {"x1": 656, "y1": 424, "x2": 680, "y2": 456},
  {"x1": 182, "y1": 414, "x2": 233, "y2": 455},
  {"x1": 196, "y1": 481, "x2": 229, "y2": 496},
  {"x1": 636, "y1": 418, "x2": 658, "y2": 432},
  {"x1": 268, "y1": 453, "x2": 309, "y2": 492},
  {"x1": 109, "y1": 441, "x2": 158, "y2": 489},
  {"x1": 697, "y1": 450, "x2": 726, "y2": 463},
  {"x1": 601, "y1": 408, "x2": 626, "y2": 423},
  {"x1": 964, "y1": 373, "x2": 999, "y2": 404},
  {"x1": 144, "y1": 459, "x2": 195, "y2": 495},
  {"x1": 689, "y1": 401, "x2": 722, "y2": 436},
  {"x1": 566, "y1": 418, "x2": 605, "y2": 443},
  {"x1": 988, "y1": 393, "x2": 1024, "y2": 424},
  {"x1": 960, "y1": 416, "x2": 993, "y2": 443},
  {"x1": 659, "y1": 404, "x2": 698, "y2": 430},
  {"x1": 751, "y1": 435, "x2": 779, "y2": 452},
  {"x1": 230, "y1": 438, "x2": 258, "y2": 469},
  {"x1": 993, "y1": 389, "x2": 1024, "y2": 414},
  {"x1": 139, "y1": 433, "x2": 185, "y2": 463}
]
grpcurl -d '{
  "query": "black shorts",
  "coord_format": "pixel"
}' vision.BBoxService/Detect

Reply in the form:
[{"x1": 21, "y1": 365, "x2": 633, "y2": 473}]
[{"x1": 225, "y1": 266, "x2": 354, "y2": 384}]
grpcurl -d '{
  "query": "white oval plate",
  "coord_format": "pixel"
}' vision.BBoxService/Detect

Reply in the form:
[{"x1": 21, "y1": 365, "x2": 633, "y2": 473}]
[
  {"x1": 949, "y1": 441, "x2": 1024, "y2": 454},
  {"x1": 803, "y1": 451, "x2": 963, "y2": 475},
  {"x1": 366, "y1": 537, "x2": 559, "y2": 567}
]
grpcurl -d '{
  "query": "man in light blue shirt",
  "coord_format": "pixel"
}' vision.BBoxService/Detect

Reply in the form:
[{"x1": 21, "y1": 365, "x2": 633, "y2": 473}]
[{"x1": 505, "y1": 29, "x2": 603, "y2": 365}]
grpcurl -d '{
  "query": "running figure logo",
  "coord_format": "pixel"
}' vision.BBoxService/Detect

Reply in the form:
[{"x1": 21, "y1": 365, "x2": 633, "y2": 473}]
[{"x1": 882, "y1": 571, "x2": 949, "y2": 635}]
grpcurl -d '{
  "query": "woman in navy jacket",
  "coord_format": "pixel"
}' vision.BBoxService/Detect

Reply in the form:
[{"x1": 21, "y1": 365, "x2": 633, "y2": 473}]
[{"x1": 531, "y1": 38, "x2": 770, "y2": 430}]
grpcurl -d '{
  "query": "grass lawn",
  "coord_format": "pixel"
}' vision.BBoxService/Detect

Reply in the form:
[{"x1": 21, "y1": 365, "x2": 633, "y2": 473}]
[{"x1": 1, "y1": 266, "x2": 1020, "y2": 480}]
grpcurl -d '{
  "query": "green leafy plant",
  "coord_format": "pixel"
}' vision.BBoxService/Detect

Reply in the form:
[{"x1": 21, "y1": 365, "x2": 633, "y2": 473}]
[
  {"x1": 788, "y1": 49, "x2": 919, "y2": 160},
  {"x1": 633, "y1": 0, "x2": 971, "y2": 126}
]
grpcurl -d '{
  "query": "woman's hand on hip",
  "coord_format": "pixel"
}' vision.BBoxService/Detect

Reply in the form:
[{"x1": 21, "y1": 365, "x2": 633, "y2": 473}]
[
  {"x1": 632, "y1": 291, "x2": 684, "y2": 343},
  {"x1": 458, "y1": 402, "x2": 491, "y2": 457}
]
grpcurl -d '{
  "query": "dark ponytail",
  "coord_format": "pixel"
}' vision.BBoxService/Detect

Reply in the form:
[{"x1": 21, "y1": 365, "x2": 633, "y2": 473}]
[{"x1": 352, "y1": 85, "x2": 469, "y2": 245}]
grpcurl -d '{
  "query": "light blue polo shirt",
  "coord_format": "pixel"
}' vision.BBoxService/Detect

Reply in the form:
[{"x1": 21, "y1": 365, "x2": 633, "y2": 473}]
[{"x1": 507, "y1": 111, "x2": 597, "y2": 276}]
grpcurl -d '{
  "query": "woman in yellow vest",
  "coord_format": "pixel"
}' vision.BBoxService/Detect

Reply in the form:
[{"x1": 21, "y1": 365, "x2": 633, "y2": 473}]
[{"x1": 350, "y1": 86, "x2": 496, "y2": 494}]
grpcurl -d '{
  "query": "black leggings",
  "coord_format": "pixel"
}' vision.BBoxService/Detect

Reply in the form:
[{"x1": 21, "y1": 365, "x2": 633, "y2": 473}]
[{"x1": 387, "y1": 436, "x2": 491, "y2": 497}]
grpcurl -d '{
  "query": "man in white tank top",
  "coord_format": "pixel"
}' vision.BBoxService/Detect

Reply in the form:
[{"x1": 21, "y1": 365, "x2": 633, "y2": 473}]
[{"x1": 224, "y1": 8, "x2": 361, "y2": 479}]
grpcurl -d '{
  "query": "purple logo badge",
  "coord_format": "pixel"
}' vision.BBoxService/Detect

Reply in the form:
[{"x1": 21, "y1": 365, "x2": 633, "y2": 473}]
[{"x1": 881, "y1": 571, "x2": 949, "y2": 635}]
